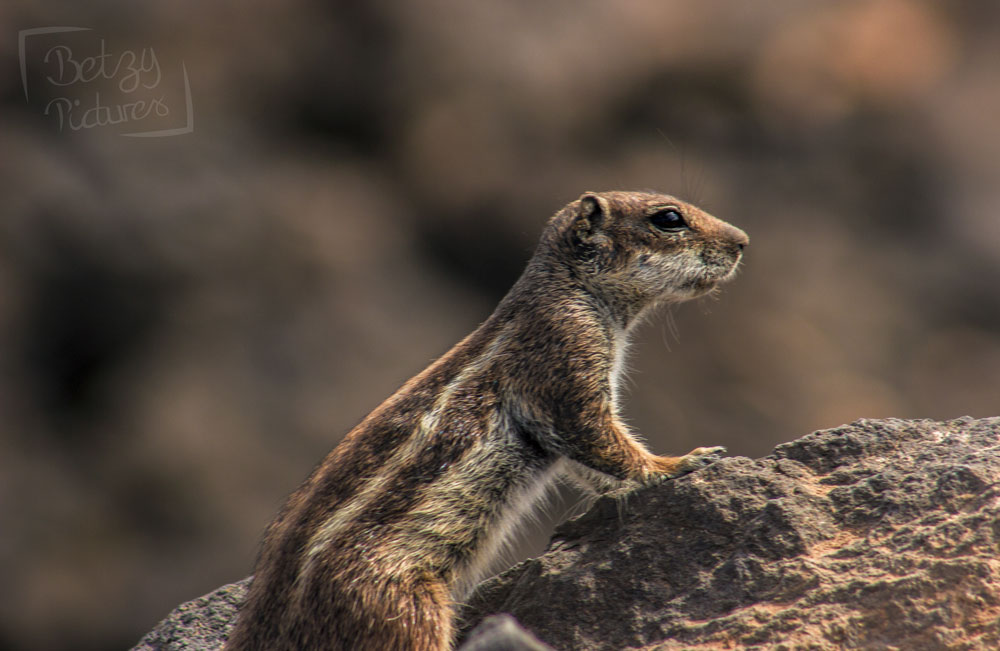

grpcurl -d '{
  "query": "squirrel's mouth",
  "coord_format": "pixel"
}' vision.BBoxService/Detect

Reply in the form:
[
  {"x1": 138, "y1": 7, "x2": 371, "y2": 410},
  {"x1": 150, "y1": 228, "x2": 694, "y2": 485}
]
[
  {"x1": 679, "y1": 254, "x2": 743, "y2": 296},
  {"x1": 702, "y1": 249, "x2": 744, "y2": 282}
]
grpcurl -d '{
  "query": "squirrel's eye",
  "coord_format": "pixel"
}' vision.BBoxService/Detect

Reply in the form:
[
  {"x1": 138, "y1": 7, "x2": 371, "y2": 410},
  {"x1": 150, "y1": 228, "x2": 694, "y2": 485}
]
[{"x1": 650, "y1": 209, "x2": 687, "y2": 232}]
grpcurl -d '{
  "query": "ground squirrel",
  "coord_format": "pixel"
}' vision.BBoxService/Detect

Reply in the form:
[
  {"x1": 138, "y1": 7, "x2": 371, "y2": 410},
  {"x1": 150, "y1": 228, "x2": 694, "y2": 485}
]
[{"x1": 225, "y1": 190, "x2": 748, "y2": 651}]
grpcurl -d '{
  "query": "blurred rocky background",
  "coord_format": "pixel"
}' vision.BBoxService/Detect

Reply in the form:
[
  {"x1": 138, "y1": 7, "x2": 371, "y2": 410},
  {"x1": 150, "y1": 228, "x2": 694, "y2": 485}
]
[{"x1": 0, "y1": 1, "x2": 997, "y2": 650}]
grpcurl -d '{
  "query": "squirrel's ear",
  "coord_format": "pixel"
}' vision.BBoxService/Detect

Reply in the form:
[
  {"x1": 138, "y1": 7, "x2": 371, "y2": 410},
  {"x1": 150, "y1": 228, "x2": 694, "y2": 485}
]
[{"x1": 573, "y1": 193, "x2": 608, "y2": 241}]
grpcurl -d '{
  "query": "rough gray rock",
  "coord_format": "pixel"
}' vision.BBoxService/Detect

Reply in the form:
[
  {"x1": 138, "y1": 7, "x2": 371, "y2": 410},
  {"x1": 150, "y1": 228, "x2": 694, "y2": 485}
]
[
  {"x1": 462, "y1": 417, "x2": 1000, "y2": 649},
  {"x1": 132, "y1": 417, "x2": 1000, "y2": 650},
  {"x1": 131, "y1": 579, "x2": 249, "y2": 651},
  {"x1": 456, "y1": 615, "x2": 554, "y2": 651}
]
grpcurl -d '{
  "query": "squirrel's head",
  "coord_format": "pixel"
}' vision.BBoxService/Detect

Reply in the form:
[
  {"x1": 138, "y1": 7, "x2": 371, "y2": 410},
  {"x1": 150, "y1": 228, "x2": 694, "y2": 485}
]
[{"x1": 545, "y1": 190, "x2": 748, "y2": 319}]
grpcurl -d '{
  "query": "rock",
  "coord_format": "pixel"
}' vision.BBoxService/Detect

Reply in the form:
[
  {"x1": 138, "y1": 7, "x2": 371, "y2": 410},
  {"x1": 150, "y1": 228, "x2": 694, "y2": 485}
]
[
  {"x1": 461, "y1": 417, "x2": 1000, "y2": 649},
  {"x1": 132, "y1": 417, "x2": 1000, "y2": 650},
  {"x1": 457, "y1": 615, "x2": 554, "y2": 651},
  {"x1": 131, "y1": 578, "x2": 249, "y2": 651}
]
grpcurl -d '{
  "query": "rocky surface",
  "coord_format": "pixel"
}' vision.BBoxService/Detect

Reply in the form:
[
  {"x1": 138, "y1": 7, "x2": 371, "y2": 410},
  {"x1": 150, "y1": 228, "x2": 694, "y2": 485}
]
[
  {"x1": 133, "y1": 417, "x2": 1000, "y2": 650},
  {"x1": 463, "y1": 417, "x2": 1000, "y2": 649},
  {"x1": 455, "y1": 615, "x2": 554, "y2": 651},
  {"x1": 131, "y1": 579, "x2": 249, "y2": 651}
]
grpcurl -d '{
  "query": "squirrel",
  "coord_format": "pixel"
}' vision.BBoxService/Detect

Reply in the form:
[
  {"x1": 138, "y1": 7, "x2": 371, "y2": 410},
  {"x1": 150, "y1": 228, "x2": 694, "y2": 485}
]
[{"x1": 225, "y1": 190, "x2": 748, "y2": 651}]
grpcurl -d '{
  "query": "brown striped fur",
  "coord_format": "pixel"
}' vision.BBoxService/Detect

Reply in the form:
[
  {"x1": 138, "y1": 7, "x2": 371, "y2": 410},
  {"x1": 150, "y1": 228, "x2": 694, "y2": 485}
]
[{"x1": 225, "y1": 191, "x2": 748, "y2": 650}]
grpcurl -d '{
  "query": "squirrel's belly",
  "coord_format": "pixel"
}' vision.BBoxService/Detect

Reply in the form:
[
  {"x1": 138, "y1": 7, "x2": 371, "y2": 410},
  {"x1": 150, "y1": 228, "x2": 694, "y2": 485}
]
[{"x1": 359, "y1": 422, "x2": 561, "y2": 597}]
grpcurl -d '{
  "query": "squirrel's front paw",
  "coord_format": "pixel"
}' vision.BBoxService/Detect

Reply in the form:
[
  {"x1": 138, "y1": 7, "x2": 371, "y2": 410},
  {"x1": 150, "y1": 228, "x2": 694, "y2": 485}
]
[
  {"x1": 670, "y1": 445, "x2": 726, "y2": 478},
  {"x1": 642, "y1": 446, "x2": 727, "y2": 486}
]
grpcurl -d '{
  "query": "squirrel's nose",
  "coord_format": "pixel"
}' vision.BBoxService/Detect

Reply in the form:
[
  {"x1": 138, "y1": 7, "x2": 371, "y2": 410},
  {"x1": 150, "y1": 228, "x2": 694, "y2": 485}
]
[{"x1": 726, "y1": 225, "x2": 749, "y2": 251}]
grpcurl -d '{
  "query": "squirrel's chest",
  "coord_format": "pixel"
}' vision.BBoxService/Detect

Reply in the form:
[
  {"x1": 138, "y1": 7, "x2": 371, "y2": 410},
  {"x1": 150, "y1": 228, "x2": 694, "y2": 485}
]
[{"x1": 608, "y1": 326, "x2": 630, "y2": 406}]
